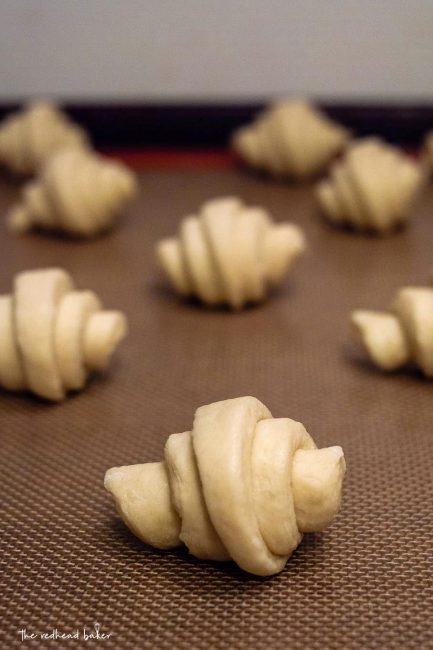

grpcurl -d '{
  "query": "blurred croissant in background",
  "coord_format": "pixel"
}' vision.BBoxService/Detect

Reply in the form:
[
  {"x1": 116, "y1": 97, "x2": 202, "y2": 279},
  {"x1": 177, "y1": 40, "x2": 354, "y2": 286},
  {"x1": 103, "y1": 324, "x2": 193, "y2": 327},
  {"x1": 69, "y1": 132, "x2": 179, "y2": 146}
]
[
  {"x1": 0, "y1": 101, "x2": 89, "y2": 175},
  {"x1": 0, "y1": 268, "x2": 128, "y2": 401},
  {"x1": 351, "y1": 285, "x2": 433, "y2": 376},
  {"x1": 7, "y1": 148, "x2": 137, "y2": 238},
  {"x1": 316, "y1": 138, "x2": 423, "y2": 234},
  {"x1": 232, "y1": 99, "x2": 349, "y2": 179},
  {"x1": 156, "y1": 196, "x2": 305, "y2": 309}
]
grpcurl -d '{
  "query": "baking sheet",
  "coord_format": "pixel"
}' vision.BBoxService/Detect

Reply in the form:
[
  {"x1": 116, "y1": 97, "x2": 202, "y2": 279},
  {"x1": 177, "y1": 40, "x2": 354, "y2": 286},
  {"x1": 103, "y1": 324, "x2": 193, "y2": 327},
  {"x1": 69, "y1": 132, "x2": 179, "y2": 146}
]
[{"x1": 1, "y1": 166, "x2": 432, "y2": 649}]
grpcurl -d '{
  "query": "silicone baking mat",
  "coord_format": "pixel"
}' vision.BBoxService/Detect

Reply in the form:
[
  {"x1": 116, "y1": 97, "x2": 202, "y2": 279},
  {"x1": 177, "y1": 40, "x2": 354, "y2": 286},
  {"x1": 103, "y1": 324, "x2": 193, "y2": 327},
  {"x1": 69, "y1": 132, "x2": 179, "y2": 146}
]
[{"x1": 1, "y1": 166, "x2": 432, "y2": 649}]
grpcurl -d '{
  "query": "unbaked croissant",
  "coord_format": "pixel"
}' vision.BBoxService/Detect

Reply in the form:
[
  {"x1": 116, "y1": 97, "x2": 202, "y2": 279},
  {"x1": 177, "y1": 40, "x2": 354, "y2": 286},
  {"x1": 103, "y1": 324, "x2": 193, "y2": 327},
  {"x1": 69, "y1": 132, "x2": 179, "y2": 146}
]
[
  {"x1": 156, "y1": 197, "x2": 305, "y2": 309},
  {"x1": 316, "y1": 138, "x2": 422, "y2": 234},
  {"x1": 105, "y1": 396, "x2": 346, "y2": 576},
  {"x1": 351, "y1": 286, "x2": 433, "y2": 376},
  {"x1": 232, "y1": 100, "x2": 349, "y2": 179},
  {"x1": 0, "y1": 268, "x2": 127, "y2": 401},
  {"x1": 0, "y1": 101, "x2": 88, "y2": 175},
  {"x1": 7, "y1": 148, "x2": 137, "y2": 238}
]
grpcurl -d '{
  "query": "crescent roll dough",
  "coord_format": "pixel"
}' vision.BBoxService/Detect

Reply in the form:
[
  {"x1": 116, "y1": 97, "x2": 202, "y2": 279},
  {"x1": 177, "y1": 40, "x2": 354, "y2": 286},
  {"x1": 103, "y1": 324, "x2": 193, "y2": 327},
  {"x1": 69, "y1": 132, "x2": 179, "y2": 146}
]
[
  {"x1": 232, "y1": 100, "x2": 349, "y2": 179},
  {"x1": 156, "y1": 197, "x2": 305, "y2": 309},
  {"x1": 7, "y1": 148, "x2": 137, "y2": 238},
  {"x1": 0, "y1": 101, "x2": 88, "y2": 175},
  {"x1": 351, "y1": 286, "x2": 433, "y2": 376},
  {"x1": 105, "y1": 396, "x2": 346, "y2": 576},
  {"x1": 316, "y1": 138, "x2": 422, "y2": 234},
  {"x1": 0, "y1": 268, "x2": 127, "y2": 401}
]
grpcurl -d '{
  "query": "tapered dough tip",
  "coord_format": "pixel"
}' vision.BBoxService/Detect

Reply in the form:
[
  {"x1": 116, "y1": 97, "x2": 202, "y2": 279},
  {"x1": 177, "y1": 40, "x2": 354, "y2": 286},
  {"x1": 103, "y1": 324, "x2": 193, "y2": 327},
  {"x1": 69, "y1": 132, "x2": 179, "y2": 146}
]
[
  {"x1": 350, "y1": 309, "x2": 388, "y2": 336},
  {"x1": 350, "y1": 309, "x2": 370, "y2": 331},
  {"x1": 293, "y1": 445, "x2": 346, "y2": 533},
  {"x1": 350, "y1": 309, "x2": 409, "y2": 371},
  {"x1": 105, "y1": 462, "x2": 181, "y2": 550},
  {"x1": 104, "y1": 465, "x2": 128, "y2": 492},
  {"x1": 84, "y1": 311, "x2": 128, "y2": 371},
  {"x1": 274, "y1": 222, "x2": 306, "y2": 256},
  {"x1": 117, "y1": 168, "x2": 138, "y2": 199},
  {"x1": 104, "y1": 466, "x2": 133, "y2": 504},
  {"x1": 288, "y1": 223, "x2": 307, "y2": 254},
  {"x1": 7, "y1": 206, "x2": 32, "y2": 233}
]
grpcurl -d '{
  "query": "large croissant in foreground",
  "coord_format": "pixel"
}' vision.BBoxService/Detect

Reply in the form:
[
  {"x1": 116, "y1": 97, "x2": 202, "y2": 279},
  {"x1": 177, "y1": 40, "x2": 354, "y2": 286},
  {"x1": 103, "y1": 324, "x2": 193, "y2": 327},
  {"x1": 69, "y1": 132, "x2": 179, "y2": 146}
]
[
  {"x1": 232, "y1": 100, "x2": 349, "y2": 179},
  {"x1": 316, "y1": 138, "x2": 422, "y2": 234},
  {"x1": 105, "y1": 396, "x2": 346, "y2": 576},
  {"x1": 156, "y1": 197, "x2": 305, "y2": 309},
  {"x1": 0, "y1": 268, "x2": 127, "y2": 401},
  {"x1": 0, "y1": 102, "x2": 88, "y2": 175},
  {"x1": 351, "y1": 286, "x2": 433, "y2": 376},
  {"x1": 7, "y1": 149, "x2": 136, "y2": 238}
]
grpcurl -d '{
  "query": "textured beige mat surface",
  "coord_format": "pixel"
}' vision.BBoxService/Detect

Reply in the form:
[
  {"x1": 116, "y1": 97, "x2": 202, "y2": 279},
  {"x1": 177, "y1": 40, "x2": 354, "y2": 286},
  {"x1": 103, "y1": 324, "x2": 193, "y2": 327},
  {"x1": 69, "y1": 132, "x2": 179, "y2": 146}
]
[{"x1": 1, "y1": 169, "x2": 432, "y2": 649}]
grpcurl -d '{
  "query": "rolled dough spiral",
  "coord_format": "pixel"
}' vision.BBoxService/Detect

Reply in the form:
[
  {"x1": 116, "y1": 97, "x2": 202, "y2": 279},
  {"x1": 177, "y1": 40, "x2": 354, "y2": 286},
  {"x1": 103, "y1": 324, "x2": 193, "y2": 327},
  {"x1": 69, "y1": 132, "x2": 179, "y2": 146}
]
[
  {"x1": 351, "y1": 286, "x2": 433, "y2": 376},
  {"x1": 105, "y1": 396, "x2": 346, "y2": 576},
  {"x1": 0, "y1": 268, "x2": 127, "y2": 401},
  {"x1": 156, "y1": 197, "x2": 305, "y2": 309},
  {"x1": 7, "y1": 148, "x2": 137, "y2": 238},
  {"x1": 0, "y1": 101, "x2": 88, "y2": 175},
  {"x1": 232, "y1": 100, "x2": 349, "y2": 179},
  {"x1": 316, "y1": 138, "x2": 422, "y2": 234}
]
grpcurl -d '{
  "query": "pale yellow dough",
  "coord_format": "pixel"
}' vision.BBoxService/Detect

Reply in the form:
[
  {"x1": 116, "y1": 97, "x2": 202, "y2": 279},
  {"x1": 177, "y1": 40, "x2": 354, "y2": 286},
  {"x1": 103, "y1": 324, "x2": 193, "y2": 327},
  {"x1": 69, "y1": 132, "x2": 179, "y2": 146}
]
[
  {"x1": 351, "y1": 286, "x2": 433, "y2": 376},
  {"x1": 0, "y1": 101, "x2": 88, "y2": 175},
  {"x1": 316, "y1": 138, "x2": 423, "y2": 234},
  {"x1": 232, "y1": 99, "x2": 349, "y2": 179},
  {"x1": 105, "y1": 396, "x2": 346, "y2": 576},
  {"x1": 0, "y1": 268, "x2": 127, "y2": 401},
  {"x1": 8, "y1": 148, "x2": 137, "y2": 238},
  {"x1": 156, "y1": 197, "x2": 305, "y2": 309}
]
